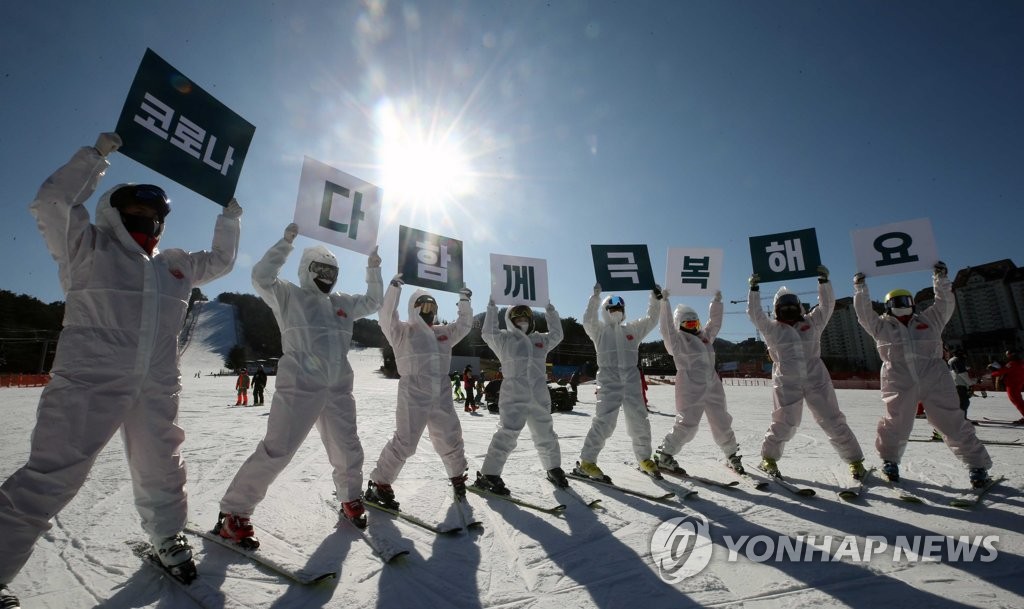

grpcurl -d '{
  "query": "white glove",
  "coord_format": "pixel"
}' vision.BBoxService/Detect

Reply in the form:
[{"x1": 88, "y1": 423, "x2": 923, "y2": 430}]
[
  {"x1": 934, "y1": 261, "x2": 948, "y2": 278},
  {"x1": 546, "y1": 301, "x2": 556, "y2": 313},
  {"x1": 94, "y1": 132, "x2": 122, "y2": 157},
  {"x1": 817, "y1": 265, "x2": 830, "y2": 284},
  {"x1": 459, "y1": 286, "x2": 472, "y2": 301},
  {"x1": 367, "y1": 245, "x2": 382, "y2": 268},
  {"x1": 222, "y1": 198, "x2": 243, "y2": 219},
  {"x1": 390, "y1": 273, "x2": 404, "y2": 288},
  {"x1": 713, "y1": 290, "x2": 721, "y2": 302},
  {"x1": 283, "y1": 223, "x2": 299, "y2": 243},
  {"x1": 853, "y1": 272, "x2": 865, "y2": 286},
  {"x1": 748, "y1": 273, "x2": 760, "y2": 291},
  {"x1": 593, "y1": 282, "x2": 602, "y2": 296}
]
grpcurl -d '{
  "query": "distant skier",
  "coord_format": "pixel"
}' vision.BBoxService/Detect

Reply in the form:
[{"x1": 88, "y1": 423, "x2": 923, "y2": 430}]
[
  {"x1": 475, "y1": 299, "x2": 568, "y2": 494},
  {"x1": 853, "y1": 263, "x2": 992, "y2": 488},
  {"x1": 639, "y1": 365, "x2": 650, "y2": 411},
  {"x1": 463, "y1": 365, "x2": 478, "y2": 412},
  {"x1": 234, "y1": 369, "x2": 250, "y2": 406},
  {"x1": 252, "y1": 365, "x2": 268, "y2": 406},
  {"x1": 364, "y1": 277, "x2": 474, "y2": 510},
  {"x1": 747, "y1": 266, "x2": 866, "y2": 480},
  {"x1": 987, "y1": 350, "x2": 1024, "y2": 425},
  {"x1": 654, "y1": 290, "x2": 745, "y2": 475},
  {"x1": 576, "y1": 285, "x2": 661, "y2": 481},
  {"x1": 946, "y1": 346, "x2": 974, "y2": 421},
  {"x1": 452, "y1": 371, "x2": 465, "y2": 401},
  {"x1": 0, "y1": 132, "x2": 241, "y2": 600},
  {"x1": 215, "y1": 223, "x2": 382, "y2": 546}
]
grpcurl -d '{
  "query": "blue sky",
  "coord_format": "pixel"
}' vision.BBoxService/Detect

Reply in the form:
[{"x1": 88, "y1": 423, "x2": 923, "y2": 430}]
[{"x1": 2, "y1": 1, "x2": 1021, "y2": 342}]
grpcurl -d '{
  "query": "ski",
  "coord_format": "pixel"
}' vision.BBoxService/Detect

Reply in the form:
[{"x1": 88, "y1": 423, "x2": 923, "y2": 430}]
[
  {"x1": 184, "y1": 523, "x2": 337, "y2": 584},
  {"x1": 949, "y1": 476, "x2": 1005, "y2": 509},
  {"x1": 345, "y1": 518, "x2": 410, "y2": 563},
  {"x1": 836, "y1": 467, "x2": 875, "y2": 501},
  {"x1": 726, "y1": 469, "x2": 771, "y2": 490},
  {"x1": 983, "y1": 417, "x2": 1023, "y2": 425},
  {"x1": 127, "y1": 541, "x2": 247, "y2": 609},
  {"x1": 882, "y1": 481, "x2": 925, "y2": 504},
  {"x1": 751, "y1": 466, "x2": 816, "y2": 497},
  {"x1": 363, "y1": 499, "x2": 463, "y2": 535},
  {"x1": 909, "y1": 437, "x2": 1021, "y2": 446},
  {"x1": 452, "y1": 492, "x2": 485, "y2": 531},
  {"x1": 657, "y1": 465, "x2": 741, "y2": 490},
  {"x1": 566, "y1": 470, "x2": 681, "y2": 502},
  {"x1": 466, "y1": 484, "x2": 568, "y2": 515},
  {"x1": 323, "y1": 499, "x2": 410, "y2": 563}
]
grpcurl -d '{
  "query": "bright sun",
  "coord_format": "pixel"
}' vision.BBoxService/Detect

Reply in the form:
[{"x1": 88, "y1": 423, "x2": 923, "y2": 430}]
[{"x1": 375, "y1": 99, "x2": 477, "y2": 217}]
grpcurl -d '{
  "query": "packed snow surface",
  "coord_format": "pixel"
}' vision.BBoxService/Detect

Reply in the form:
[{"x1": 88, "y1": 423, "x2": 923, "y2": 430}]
[{"x1": 2, "y1": 303, "x2": 1022, "y2": 608}]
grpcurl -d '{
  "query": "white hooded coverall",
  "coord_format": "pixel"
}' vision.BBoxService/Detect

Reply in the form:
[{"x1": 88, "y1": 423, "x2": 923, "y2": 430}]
[
  {"x1": 659, "y1": 297, "x2": 739, "y2": 457},
  {"x1": 747, "y1": 282, "x2": 863, "y2": 463},
  {"x1": 0, "y1": 145, "x2": 239, "y2": 584},
  {"x1": 480, "y1": 303, "x2": 564, "y2": 475},
  {"x1": 370, "y1": 285, "x2": 472, "y2": 484},
  {"x1": 854, "y1": 275, "x2": 990, "y2": 469},
  {"x1": 580, "y1": 293, "x2": 659, "y2": 464},
  {"x1": 219, "y1": 237, "x2": 382, "y2": 512}
]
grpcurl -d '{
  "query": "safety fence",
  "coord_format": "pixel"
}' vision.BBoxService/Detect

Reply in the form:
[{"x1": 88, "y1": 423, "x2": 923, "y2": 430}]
[{"x1": 0, "y1": 373, "x2": 51, "y2": 388}]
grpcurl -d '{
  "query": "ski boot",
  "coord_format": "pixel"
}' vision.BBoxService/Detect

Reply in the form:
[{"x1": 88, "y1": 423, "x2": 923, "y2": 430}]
[
  {"x1": 473, "y1": 471, "x2": 511, "y2": 496},
  {"x1": 726, "y1": 452, "x2": 745, "y2": 475},
  {"x1": 152, "y1": 533, "x2": 197, "y2": 583},
  {"x1": 849, "y1": 459, "x2": 867, "y2": 481},
  {"x1": 654, "y1": 449, "x2": 684, "y2": 473},
  {"x1": 364, "y1": 481, "x2": 400, "y2": 510},
  {"x1": 546, "y1": 467, "x2": 569, "y2": 488},
  {"x1": 574, "y1": 460, "x2": 610, "y2": 482},
  {"x1": 342, "y1": 499, "x2": 367, "y2": 529},
  {"x1": 969, "y1": 468, "x2": 992, "y2": 489},
  {"x1": 1, "y1": 584, "x2": 20, "y2": 609},
  {"x1": 638, "y1": 458, "x2": 662, "y2": 479},
  {"x1": 760, "y1": 457, "x2": 781, "y2": 478},
  {"x1": 450, "y1": 473, "x2": 469, "y2": 499},
  {"x1": 215, "y1": 512, "x2": 260, "y2": 550},
  {"x1": 882, "y1": 460, "x2": 900, "y2": 483}
]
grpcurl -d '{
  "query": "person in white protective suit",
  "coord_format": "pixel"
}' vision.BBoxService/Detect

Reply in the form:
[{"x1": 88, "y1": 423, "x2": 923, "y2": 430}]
[
  {"x1": 576, "y1": 285, "x2": 662, "y2": 481},
  {"x1": 215, "y1": 223, "x2": 382, "y2": 543},
  {"x1": 0, "y1": 133, "x2": 241, "y2": 598},
  {"x1": 853, "y1": 263, "x2": 992, "y2": 488},
  {"x1": 364, "y1": 276, "x2": 474, "y2": 510},
  {"x1": 475, "y1": 299, "x2": 568, "y2": 494},
  {"x1": 747, "y1": 265, "x2": 866, "y2": 480},
  {"x1": 653, "y1": 290, "x2": 745, "y2": 475}
]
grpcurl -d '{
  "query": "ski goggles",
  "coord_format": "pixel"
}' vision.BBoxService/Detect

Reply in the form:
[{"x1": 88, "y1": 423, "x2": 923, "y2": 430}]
[
  {"x1": 680, "y1": 318, "x2": 701, "y2": 331},
  {"x1": 886, "y1": 295, "x2": 914, "y2": 310},
  {"x1": 606, "y1": 295, "x2": 625, "y2": 311},
  {"x1": 111, "y1": 184, "x2": 171, "y2": 217},
  {"x1": 308, "y1": 261, "x2": 338, "y2": 282},
  {"x1": 415, "y1": 295, "x2": 438, "y2": 315}
]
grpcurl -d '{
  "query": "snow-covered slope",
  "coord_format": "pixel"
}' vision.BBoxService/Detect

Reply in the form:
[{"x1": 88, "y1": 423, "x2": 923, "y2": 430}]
[
  {"x1": 1, "y1": 309, "x2": 1022, "y2": 608},
  {"x1": 179, "y1": 300, "x2": 239, "y2": 374}
]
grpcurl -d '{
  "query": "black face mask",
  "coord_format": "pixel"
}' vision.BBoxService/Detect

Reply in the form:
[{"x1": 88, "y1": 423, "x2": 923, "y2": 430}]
[
  {"x1": 776, "y1": 304, "x2": 803, "y2": 323},
  {"x1": 120, "y1": 212, "x2": 163, "y2": 238}
]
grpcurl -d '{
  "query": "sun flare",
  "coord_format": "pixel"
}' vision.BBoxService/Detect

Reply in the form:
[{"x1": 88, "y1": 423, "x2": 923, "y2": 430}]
[{"x1": 375, "y1": 99, "x2": 477, "y2": 218}]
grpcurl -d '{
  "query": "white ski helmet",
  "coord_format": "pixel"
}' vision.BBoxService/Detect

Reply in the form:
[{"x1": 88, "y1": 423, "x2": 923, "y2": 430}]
[
  {"x1": 299, "y1": 245, "x2": 339, "y2": 293},
  {"x1": 773, "y1": 286, "x2": 803, "y2": 322},
  {"x1": 674, "y1": 304, "x2": 701, "y2": 333}
]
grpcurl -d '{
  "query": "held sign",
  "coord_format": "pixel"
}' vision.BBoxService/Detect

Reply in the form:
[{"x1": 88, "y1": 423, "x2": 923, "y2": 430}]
[
  {"x1": 115, "y1": 48, "x2": 255, "y2": 206},
  {"x1": 591, "y1": 244, "x2": 656, "y2": 292},
  {"x1": 489, "y1": 253, "x2": 550, "y2": 307},
  {"x1": 851, "y1": 218, "x2": 938, "y2": 277},
  {"x1": 748, "y1": 228, "x2": 822, "y2": 283},
  {"x1": 397, "y1": 226, "x2": 464, "y2": 293},
  {"x1": 665, "y1": 247, "x2": 722, "y2": 296},
  {"x1": 293, "y1": 156, "x2": 381, "y2": 255}
]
